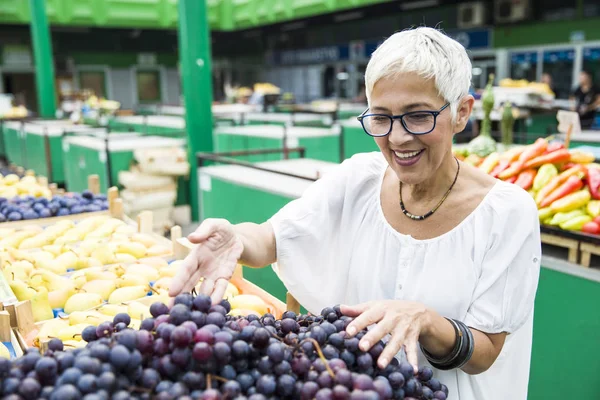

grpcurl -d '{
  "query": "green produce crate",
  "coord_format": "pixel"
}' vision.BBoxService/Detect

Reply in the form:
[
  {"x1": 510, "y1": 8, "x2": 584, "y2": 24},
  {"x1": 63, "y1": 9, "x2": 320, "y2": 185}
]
[
  {"x1": 23, "y1": 121, "x2": 106, "y2": 183},
  {"x1": 243, "y1": 112, "x2": 333, "y2": 128},
  {"x1": 214, "y1": 125, "x2": 342, "y2": 163},
  {"x1": 339, "y1": 118, "x2": 379, "y2": 160},
  {"x1": 198, "y1": 158, "x2": 338, "y2": 301},
  {"x1": 109, "y1": 115, "x2": 185, "y2": 137},
  {"x1": 2, "y1": 121, "x2": 26, "y2": 167},
  {"x1": 62, "y1": 134, "x2": 187, "y2": 196}
]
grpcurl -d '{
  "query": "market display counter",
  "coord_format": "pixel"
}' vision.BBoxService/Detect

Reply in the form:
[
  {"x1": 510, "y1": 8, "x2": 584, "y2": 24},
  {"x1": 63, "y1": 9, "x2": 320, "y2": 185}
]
[
  {"x1": 109, "y1": 115, "x2": 185, "y2": 137},
  {"x1": 214, "y1": 124, "x2": 341, "y2": 163},
  {"x1": 198, "y1": 157, "x2": 337, "y2": 300},
  {"x1": 62, "y1": 133, "x2": 186, "y2": 195},
  {"x1": 243, "y1": 112, "x2": 333, "y2": 127},
  {"x1": 557, "y1": 130, "x2": 600, "y2": 148},
  {"x1": 528, "y1": 256, "x2": 600, "y2": 399},
  {"x1": 339, "y1": 118, "x2": 379, "y2": 159}
]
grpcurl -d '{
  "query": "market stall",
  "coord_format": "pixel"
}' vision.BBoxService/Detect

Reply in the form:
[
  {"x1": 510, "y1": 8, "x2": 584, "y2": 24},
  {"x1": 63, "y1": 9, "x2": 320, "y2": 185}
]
[
  {"x1": 214, "y1": 124, "x2": 342, "y2": 163},
  {"x1": 108, "y1": 115, "x2": 186, "y2": 137}
]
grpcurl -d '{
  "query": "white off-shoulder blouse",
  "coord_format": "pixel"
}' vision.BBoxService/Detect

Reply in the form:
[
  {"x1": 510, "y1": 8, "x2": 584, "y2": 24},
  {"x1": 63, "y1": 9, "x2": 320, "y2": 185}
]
[{"x1": 269, "y1": 152, "x2": 541, "y2": 400}]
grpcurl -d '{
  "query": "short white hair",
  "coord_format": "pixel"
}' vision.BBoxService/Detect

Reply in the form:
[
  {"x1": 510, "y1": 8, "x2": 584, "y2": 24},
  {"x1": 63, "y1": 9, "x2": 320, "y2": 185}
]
[{"x1": 365, "y1": 27, "x2": 472, "y2": 121}]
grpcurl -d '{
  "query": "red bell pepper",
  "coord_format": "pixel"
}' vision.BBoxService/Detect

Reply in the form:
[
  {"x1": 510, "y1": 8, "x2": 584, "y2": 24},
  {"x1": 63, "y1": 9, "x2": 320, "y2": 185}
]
[
  {"x1": 523, "y1": 149, "x2": 571, "y2": 169},
  {"x1": 582, "y1": 221, "x2": 600, "y2": 234},
  {"x1": 594, "y1": 215, "x2": 600, "y2": 226},
  {"x1": 518, "y1": 138, "x2": 548, "y2": 164},
  {"x1": 514, "y1": 169, "x2": 536, "y2": 190},
  {"x1": 490, "y1": 160, "x2": 510, "y2": 178},
  {"x1": 498, "y1": 161, "x2": 523, "y2": 180},
  {"x1": 505, "y1": 176, "x2": 518, "y2": 184},
  {"x1": 539, "y1": 175, "x2": 584, "y2": 208},
  {"x1": 587, "y1": 167, "x2": 600, "y2": 200},
  {"x1": 544, "y1": 142, "x2": 565, "y2": 154}
]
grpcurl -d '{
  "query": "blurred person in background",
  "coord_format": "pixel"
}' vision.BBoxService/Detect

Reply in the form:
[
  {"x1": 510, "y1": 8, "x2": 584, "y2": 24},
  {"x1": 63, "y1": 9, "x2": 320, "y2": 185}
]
[
  {"x1": 540, "y1": 72, "x2": 555, "y2": 96},
  {"x1": 571, "y1": 70, "x2": 600, "y2": 129}
]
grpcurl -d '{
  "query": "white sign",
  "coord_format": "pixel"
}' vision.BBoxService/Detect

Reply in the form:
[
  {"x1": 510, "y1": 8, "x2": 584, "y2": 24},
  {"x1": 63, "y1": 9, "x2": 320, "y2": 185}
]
[{"x1": 557, "y1": 110, "x2": 581, "y2": 136}]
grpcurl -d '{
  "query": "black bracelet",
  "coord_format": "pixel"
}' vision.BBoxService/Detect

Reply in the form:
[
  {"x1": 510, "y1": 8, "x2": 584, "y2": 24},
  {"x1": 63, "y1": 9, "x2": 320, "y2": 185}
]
[{"x1": 420, "y1": 318, "x2": 474, "y2": 371}]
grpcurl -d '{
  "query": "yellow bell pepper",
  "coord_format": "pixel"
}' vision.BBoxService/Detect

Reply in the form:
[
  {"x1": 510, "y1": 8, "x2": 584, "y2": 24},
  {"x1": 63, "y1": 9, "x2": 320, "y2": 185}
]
[
  {"x1": 587, "y1": 200, "x2": 600, "y2": 218},
  {"x1": 549, "y1": 209, "x2": 585, "y2": 226},
  {"x1": 478, "y1": 152, "x2": 500, "y2": 174},
  {"x1": 538, "y1": 207, "x2": 554, "y2": 222},
  {"x1": 569, "y1": 150, "x2": 595, "y2": 164},
  {"x1": 549, "y1": 189, "x2": 591, "y2": 213},
  {"x1": 543, "y1": 217, "x2": 554, "y2": 225},
  {"x1": 532, "y1": 163, "x2": 558, "y2": 192},
  {"x1": 559, "y1": 215, "x2": 592, "y2": 231}
]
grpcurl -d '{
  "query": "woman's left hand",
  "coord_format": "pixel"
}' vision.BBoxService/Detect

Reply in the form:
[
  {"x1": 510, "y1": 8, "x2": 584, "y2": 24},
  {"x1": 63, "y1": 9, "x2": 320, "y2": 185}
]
[{"x1": 341, "y1": 300, "x2": 431, "y2": 372}]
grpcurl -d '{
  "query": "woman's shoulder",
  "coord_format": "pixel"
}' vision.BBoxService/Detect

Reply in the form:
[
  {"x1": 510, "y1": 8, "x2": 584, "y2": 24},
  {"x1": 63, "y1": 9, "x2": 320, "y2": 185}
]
[{"x1": 327, "y1": 152, "x2": 387, "y2": 184}]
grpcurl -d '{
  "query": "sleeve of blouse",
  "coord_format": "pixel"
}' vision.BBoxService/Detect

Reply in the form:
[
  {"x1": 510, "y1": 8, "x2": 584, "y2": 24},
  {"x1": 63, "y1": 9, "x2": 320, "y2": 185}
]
[
  {"x1": 267, "y1": 153, "x2": 377, "y2": 314},
  {"x1": 463, "y1": 188, "x2": 542, "y2": 334}
]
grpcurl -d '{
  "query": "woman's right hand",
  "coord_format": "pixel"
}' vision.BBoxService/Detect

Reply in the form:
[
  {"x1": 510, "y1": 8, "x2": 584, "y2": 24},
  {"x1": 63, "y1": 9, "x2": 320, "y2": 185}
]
[{"x1": 169, "y1": 218, "x2": 244, "y2": 303}]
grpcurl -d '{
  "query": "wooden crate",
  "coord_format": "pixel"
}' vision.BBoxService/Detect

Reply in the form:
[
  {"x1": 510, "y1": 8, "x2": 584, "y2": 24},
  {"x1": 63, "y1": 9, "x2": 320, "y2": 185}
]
[{"x1": 541, "y1": 232, "x2": 580, "y2": 264}]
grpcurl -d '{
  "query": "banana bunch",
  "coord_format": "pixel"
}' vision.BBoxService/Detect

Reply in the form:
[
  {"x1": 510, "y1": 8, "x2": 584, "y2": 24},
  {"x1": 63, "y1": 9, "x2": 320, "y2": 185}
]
[{"x1": 0, "y1": 174, "x2": 51, "y2": 199}]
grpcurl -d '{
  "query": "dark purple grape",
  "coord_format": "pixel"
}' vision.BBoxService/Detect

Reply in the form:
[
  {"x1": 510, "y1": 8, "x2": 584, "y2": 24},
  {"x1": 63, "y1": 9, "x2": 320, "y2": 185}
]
[
  {"x1": 221, "y1": 379, "x2": 242, "y2": 397},
  {"x1": 0, "y1": 358, "x2": 10, "y2": 379},
  {"x1": 219, "y1": 299, "x2": 231, "y2": 313},
  {"x1": 97, "y1": 371, "x2": 116, "y2": 391},
  {"x1": 309, "y1": 326, "x2": 327, "y2": 346},
  {"x1": 357, "y1": 353, "x2": 373, "y2": 371},
  {"x1": 291, "y1": 355, "x2": 311, "y2": 376},
  {"x1": 441, "y1": 384, "x2": 448, "y2": 395},
  {"x1": 312, "y1": 358, "x2": 327, "y2": 373},
  {"x1": 206, "y1": 312, "x2": 226, "y2": 328},
  {"x1": 373, "y1": 378, "x2": 393, "y2": 399},
  {"x1": 47, "y1": 338, "x2": 63, "y2": 352},
  {"x1": 193, "y1": 327, "x2": 215, "y2": 344},
  {"x1": 154, "y1": 314, "x2": 170, "y2": 327},
  {"x1": 48, "y1": 384, "x2": 81, "y2": 400},
  {"x1": 56, "y1": 352, "x2": 75, "y2": 371},
  {"x1": 214, "y1": 330, "x2": 233, "y2": 346},
  {"x1": 158, "y1": 323, "x2": 176, "y2": 341},
  {"x1": 422, "y1": 386, "x2": 434, "y2": 399},
  {"x1": 321, "y1": 322, "x2": 337, "y2": 337},
  {"x1": 328, "y1": 358, "x2": 347, "y2": 372},
  {"x1": 171, "y1": 326, "x2": 193, "y2": 347},
  {"x1": 315, "y1": 388, "x2": 333, "y2": 400},
  {"x1": 150, "y1": 302, "x2": 170, "y2": 318},
  {"x1": 140, "y1": 318, "x2": 155, "y2": 331},
  {"x1": 353, "y1": 374, "x2": 375, "y2": 391},
  {"x1": 232, "y1": 340, "x2": 250, "y2": 359},
  {"x1": 282, "y1": 311, "x2": 297, "y2": 320},
  {"x1": 253, "y1": 327, "x2": 270, "y2": 349},
  {"x1": 153, "y1": 338, "x2": 169, "y2": 356},
  {"x1": 190, "y1": 311, "x2": 207, "y2": 328},
  {"x1": 113, "y1": 312, "x2": 131, "y2": 326},
  {"x1": 2, "y1": 377, "x2": 20, "y2": 395},
  {"x1": 404, "y1": 378, "x2": 419, "y2": 396},
  {"x1": 334, "y1": 368, "x2": 353, "y2": 389},
  {"x1": 274, "y1": 360, "x2": 292, "y2": 376},
  {"x1": 209, "y1": 304, "x2": 227, "y2": 316},
  {"x1": 35, "y1": 356, "x2": 58, "y2": 383},
  {"x1": 418, "y1": 366, "x2": 434, "y2": 382},
  {"x1": 77, "y1": 373, "x2": 97, "y2": 394},
  {"x1": 174, "y1": 293, "x2": 194, "y2": 308},
  {"x1": 257, "y1": 356, "x2": 274, "y2": 374},
  {"x1": 340, "y1": 350, "x2": 356, "y2": 367},
  {"x1": 266, "y1": 342, "x2": 285, "y2": 363},
  {"x1": 114, "y1": 322, "x2": 127, "y2": 332},
  {"x1": 321, "y1": 307, "x2": 335, "y2": 318},
  {"x1": 220, "y1": 364, "x2": 237, "y2": 380},
  {"x1": 323, "y1": 344, "x2": 340, "y2": 360},
  {"x1": 57, "y1": 367, "x2": 81, "y2": 385},
  {"x1": 109, "y1": 345, "x2": 130, "y2": 371},
  {"x1": 192, "y1": 294, "x2": 212, "y2": 313},
  {"x1": 332, "y1": 384, "x2": 350, "y2": 400},
  {"x1": 159, "y1": 355, "x2": 178, "y2": 379},
  {"x1": 213, "y1": 342, "x2": 231, "y2": 363},
  {"x1": 399, "y1": 361, "x2": 415, "y2": 380},
  {"x1": 317, "y1": 370, "x2": 334, "y2": 388},
  {"x1": 344, "y1": 338, "x2": 359, "y2": 352},
  {"x1": 433, "y1": 390, "x2": 448, "y2": 400},
  {"x1": 135, "y1": 330, "x2": 154, "y2": 353},
  {"x1": 169, "y1": 382, "x2": 189, "y2": 397},
  {"x1": 182, "y1": 371, "x2": 205, "y2": 390},
  {"x1": 256, "y1": 375, "x2": 277, "y2": 396},
  {"x1": 427, "y1": 378, "x2": 442, "y2": 392},
  {"x1": 236, "y1": 372, "x2": 254, "y2": 392},
  {"x1": 368, "y1": 342, "x2": 384, "y2": 360},
  {"x1": 328, "y1": 332, "x2": 345, "y2": 348},
  {"x1": 239, "y1": 325, "x2": 256, "y2": 342},
  {"x1": 74, "y1": 357, "x2": 101, "y2": 376},
  {"x1": 280, "y1": 318, "x2": 299, "y2": 334},
  {"x1": 171, "y1": 347, "x2": 192, "y2": 368},
  {"x1": 95, "y1": 322, "x2": 113, "y2": 339},
  {"x1": 116, "y1": 329, "x2": 138, "y2": 350},
  {"x1": 169, "y1": 304, "x2": 192, "y2": 325},
  {"x1": 156, "y1": 380, "x2": 173, "y2": 392},
  {"x1": 19, "y1": 377, "x2": 41, "y2": 399},
  {"x1": 192, "y1": 342, "x2": 213, "y2": 362},
  {"x1": 277, "y1": 374, "x2": 296, "y2": 397},
  {"x1": 201, "y1": 389, "x2": 222, "y2": 400},
  {"x1": 300, "y1": 381, "x2": 319, "y2": 400},
  {"x1": 388, "y1": 371, "x2": 405, "y2": 389}
]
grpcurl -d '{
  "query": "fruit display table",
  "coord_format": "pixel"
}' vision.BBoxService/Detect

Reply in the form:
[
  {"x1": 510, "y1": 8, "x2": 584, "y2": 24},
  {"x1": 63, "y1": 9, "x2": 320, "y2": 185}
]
[
  {"x1": 214, "y1": 125, "x2": 342, "y2": 163},
  {"x1": 62, "y1": 134, "x2": 186, "y2": 195},
  {"x1": 22, "y1": 121, "x2": 106, "y2": 183},
  {"x1": 108, "y1": 115, "x2": 185, "y2": 137},
  {"x1": 198, "y1": 158, "x2": 337, "y2": 300},
  {"x1": 338, "y1": 118, "x2": 379, "y2": 160}
]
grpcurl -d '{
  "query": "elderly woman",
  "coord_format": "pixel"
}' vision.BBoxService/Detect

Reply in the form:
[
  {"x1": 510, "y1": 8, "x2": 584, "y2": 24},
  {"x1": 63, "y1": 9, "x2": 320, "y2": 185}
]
[{"x1": 171, "y1": 27, "x2": 541, "y2": 400}]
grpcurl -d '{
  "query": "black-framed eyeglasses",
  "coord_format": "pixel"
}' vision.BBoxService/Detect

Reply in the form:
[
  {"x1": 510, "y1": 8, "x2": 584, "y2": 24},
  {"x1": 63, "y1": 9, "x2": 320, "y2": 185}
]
[{"x1": 357, "y1": 103, "x2": 450, "y2": 136}]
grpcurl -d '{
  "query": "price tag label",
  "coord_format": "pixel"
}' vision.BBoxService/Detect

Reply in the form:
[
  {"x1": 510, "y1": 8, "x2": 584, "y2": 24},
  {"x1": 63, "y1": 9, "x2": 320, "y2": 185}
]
[{"x1": 557, "y1": 110, "x2": 581, "y2": 135}]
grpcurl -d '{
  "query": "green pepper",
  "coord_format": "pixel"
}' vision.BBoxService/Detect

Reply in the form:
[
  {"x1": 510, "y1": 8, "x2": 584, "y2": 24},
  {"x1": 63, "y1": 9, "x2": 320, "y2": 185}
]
[
  {"x1": 549, "y1": 209, "x2": 585, "y2": 226},
  {"x1": 533, "y1": 163, "x2": 558, "y2": 192},
  {"x1": 538, "y1": 207, "x2": 554, "y2": 222},
  {"x1": 559, "y1": 215, "x2": 592, "y2": 231}
]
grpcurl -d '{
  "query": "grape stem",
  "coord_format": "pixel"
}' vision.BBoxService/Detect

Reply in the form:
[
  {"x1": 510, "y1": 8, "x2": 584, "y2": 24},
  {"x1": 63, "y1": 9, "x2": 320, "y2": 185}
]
[
  {"x1": 207, "y1": 373, "x2": 212, "y2": 390},
  {"x1": 301, "y1": 338, "x2": 335, "y2": 378}
]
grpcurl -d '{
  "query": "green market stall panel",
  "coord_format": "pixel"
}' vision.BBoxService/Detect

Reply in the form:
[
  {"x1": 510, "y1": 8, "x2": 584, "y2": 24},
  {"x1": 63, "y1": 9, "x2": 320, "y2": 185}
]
[
  {"x1": 62, "y1": 134, "x2": 186, "y2": 194},
  {"x1": 198, "y1": 158, "x2": 338, "y2": 300},
  {"x1": 339, "y1": 118, "x2": 379, "y2": 160},
  {"x1": 23, "y1": 121, "x2": 105, "y2": 183},
  {"x1": 214, "y1": 125, "x2": 341, "y2": 163},
  {"x1": 528, "y1": 258, "x2": 600, "y2": 399},
  {"x1": 1, "y1": 121, "x2": 25, "y2": 166},
  {"x1": 243, "y1": 112, "x2": 333, "y2": 128},
  {"x1": 337, "y1": 103, "x2": 367, "y2": 120},
  {"x1": 109, "y1": 115, "x2": 185, "y2": 137}
]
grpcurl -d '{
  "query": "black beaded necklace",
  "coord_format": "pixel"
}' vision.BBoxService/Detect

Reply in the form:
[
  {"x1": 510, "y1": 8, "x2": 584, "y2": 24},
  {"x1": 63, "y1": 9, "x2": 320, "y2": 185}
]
[{"x1": 399, "y1": 157, "x2": 460, "y2": 221}]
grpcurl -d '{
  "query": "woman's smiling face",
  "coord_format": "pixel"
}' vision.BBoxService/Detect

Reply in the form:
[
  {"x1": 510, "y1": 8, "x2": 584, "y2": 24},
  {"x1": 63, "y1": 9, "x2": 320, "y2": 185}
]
[{"x1": 370, "y1": 72, "x2": 458, "y2": 185}]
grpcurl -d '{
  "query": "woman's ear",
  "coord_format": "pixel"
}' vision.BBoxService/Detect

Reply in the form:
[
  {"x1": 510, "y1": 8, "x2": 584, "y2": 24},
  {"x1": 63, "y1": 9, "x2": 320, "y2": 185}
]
[{"x1": 453, "y1": 95, "x2": 475, "y2": 134}]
